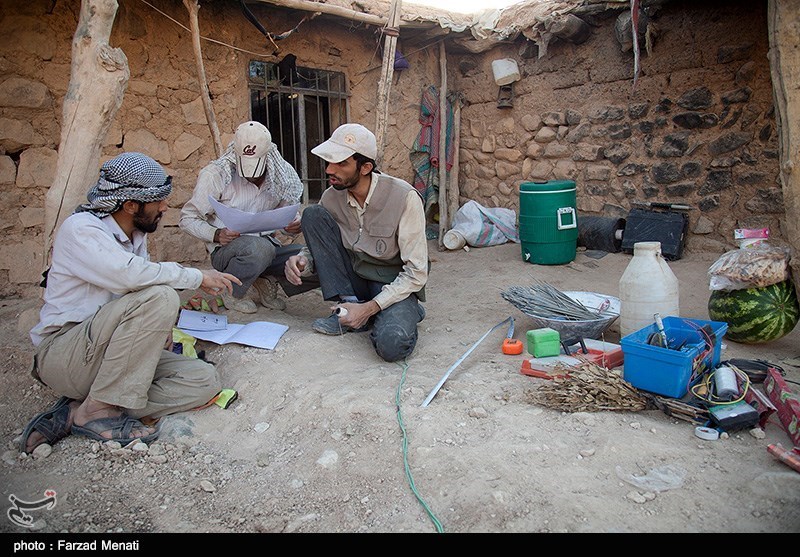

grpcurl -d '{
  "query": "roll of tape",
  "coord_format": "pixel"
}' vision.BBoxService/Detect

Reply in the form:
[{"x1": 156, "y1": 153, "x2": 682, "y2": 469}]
[
  {"x1": 695, "y1": 426, "x2": 720, "y2": 441},
  {"x1": 335, "y1": 307, "x2": 348, "y2": 317}
]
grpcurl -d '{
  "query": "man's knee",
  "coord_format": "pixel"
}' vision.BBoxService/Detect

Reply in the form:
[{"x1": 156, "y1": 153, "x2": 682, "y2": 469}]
[
  {"x1": 138, "y1": 285, "x2": 180, "y2": 318},
  {"x1": 233, "y1": 236, "x2": 276, "y2": 261},
  {"x1": 373, "y1": 327, "x2": 418, "y2": 362},
  {"x1": 301, "y1": 204, "x2": 332, "y2": 232}
]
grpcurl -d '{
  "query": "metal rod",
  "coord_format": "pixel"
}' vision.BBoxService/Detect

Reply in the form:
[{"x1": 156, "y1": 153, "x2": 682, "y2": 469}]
[{"x1": 421, "y1": 317, "x2": 514, "y2": 408}]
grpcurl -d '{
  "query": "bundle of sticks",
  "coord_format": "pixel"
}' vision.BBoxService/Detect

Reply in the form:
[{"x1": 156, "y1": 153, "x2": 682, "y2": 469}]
[{"x1": 526, "y1": 362, "x2": 647, "y2": 412}]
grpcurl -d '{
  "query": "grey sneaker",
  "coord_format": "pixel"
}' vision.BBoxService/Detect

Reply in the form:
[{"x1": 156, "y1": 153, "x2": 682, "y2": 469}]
[
  {"x1": 221, "y1": 292, "x2": 257, "y2": 314},
  {"x1": 312, "y1": 314, "x2": 369, "y2": 336},
  {"x1": 253, "y1": 277, "x2": 286, "y2": 310}
]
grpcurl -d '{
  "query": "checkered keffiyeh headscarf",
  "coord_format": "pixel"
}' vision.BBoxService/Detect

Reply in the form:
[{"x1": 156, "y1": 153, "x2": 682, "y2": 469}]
[{"x1": 75, "y1": 152, "x2": 173, "y2": 216}]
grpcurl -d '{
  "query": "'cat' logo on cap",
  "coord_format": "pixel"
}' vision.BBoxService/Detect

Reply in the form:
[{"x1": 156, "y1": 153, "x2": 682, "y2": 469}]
[{"x1": 242, "y1": 144, "x2": 257, "y2": 156}]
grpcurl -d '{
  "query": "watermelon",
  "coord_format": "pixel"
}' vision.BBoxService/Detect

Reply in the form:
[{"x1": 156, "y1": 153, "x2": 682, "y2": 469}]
[{"x1": 708, "y1": 279, "x2": 799, "y2": 344}]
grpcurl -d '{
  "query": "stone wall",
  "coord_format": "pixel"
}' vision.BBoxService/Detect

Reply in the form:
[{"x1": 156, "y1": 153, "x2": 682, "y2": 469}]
[
  {"x1": 452, "y1": 0, "x2": 780, "y2": 255},
  {"x1": 0, "y1": 0, "x2": 440, "y2": 298},
  {"x1": 0, "y1": 0, "x2": 787, "y2": 300}
]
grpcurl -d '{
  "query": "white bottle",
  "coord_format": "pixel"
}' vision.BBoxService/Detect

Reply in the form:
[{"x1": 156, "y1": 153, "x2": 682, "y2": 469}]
[{"x1": 618, "y1": 241, "x2": 680, "y2": 338}]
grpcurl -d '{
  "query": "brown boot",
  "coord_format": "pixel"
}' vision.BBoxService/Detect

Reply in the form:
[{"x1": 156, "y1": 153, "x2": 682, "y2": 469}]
[{"x1": 254, "y1": 277, "x2": 286, "y2": 310}]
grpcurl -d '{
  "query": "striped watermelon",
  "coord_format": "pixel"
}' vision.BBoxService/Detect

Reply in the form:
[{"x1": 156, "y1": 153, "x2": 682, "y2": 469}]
[{"x1": 708, "y1": 279, "x2": 799, "y2": 344}]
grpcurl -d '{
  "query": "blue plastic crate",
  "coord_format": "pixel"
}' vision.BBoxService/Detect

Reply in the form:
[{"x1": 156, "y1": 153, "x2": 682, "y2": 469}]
[{"x1": 620, "y1": 316, "x2": 728, "y2": 398}]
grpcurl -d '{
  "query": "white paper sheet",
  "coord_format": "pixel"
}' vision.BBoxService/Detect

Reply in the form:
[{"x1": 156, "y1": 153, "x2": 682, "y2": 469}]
[
  {"x1": 177, "y1": 309, "x2": 227, "y2": 331},
  {"x1": 208, "y1": 196, "x2": 299, "y2": 234},
  {"x1": 179, "y1": 321, "x2": 289, "y2": 350}
]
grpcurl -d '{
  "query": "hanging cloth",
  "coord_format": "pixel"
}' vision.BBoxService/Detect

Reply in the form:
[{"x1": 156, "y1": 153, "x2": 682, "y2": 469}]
[{"x1": 409, "y1": 85, "x2": 455, "y2": 226}]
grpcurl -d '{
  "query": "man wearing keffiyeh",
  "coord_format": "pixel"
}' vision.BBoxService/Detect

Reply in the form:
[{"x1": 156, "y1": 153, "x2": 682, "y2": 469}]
[
  {"x1": 21, "y1": 152, "x2": 241, "y2": 454},
  {"x1": 180, "y1": 121, "x2": 317, "y2": 314}
]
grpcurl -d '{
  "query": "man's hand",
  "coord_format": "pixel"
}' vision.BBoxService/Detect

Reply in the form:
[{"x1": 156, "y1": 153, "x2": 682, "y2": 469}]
[
  {"x1": 335, "y1": 301, "x2": 380, "y2": 330},
  {"x1": 214, "y1": 228, "x2": 240, "y2": 246},
  {"x1": 284, "y1": 214, "x2": 302, "y2": 235},
  {"x1": 285, "y1": 254, "x2": 307, "y2": 286},
  {"x1": 199, "y1": 269, "x2": 241, "y2": 296}
]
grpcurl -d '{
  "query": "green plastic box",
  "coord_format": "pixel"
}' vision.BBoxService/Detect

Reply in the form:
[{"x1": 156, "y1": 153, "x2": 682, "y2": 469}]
[{"x1": 526, "y1": 327, "x2": 561, "y2": 357}]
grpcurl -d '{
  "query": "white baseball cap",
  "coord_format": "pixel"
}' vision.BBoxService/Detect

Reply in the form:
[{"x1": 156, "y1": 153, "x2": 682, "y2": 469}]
[
  {"x1": 234, "y1": 121, "x2": 272, "y2": 178},
  {"x1": 311, "y1": 123, "x2": 377, "y2": 163}
]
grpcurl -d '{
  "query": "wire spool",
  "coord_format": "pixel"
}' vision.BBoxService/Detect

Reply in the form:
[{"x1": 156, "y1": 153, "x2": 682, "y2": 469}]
[{"x1": 577, "y1": 216, "x2": 626, "y2": 253}]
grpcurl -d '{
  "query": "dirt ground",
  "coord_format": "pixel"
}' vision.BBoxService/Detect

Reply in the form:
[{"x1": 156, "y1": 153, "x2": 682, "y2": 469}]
[{"x1": 1, "y1": 240, "x2": 799, "y2": 534}]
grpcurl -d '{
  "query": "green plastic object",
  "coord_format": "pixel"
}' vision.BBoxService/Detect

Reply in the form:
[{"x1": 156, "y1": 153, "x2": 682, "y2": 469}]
[
  {"x1": 527, "y1": 327, "x2": 561, "y2": 357},
  {"x1": 214, "y1": 389, "x2": 238, "y2": 409},
  {"x1": 519, "y1": 180, "x2": 578, "y2": 265}
]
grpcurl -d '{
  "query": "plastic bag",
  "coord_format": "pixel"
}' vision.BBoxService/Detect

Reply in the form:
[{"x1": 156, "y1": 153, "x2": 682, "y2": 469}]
[
  {"x1": 708, "y1": 244, "x2": 791, "y2": 291},
  {"x1": 615, "y1": 464, "x2": 686, "y2": 492},
  {"x1": 448, "y1": 200, "x2": 519, "y2": 248}
]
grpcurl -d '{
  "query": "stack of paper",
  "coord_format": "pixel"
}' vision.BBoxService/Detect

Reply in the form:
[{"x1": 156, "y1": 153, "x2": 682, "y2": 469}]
[{"x1": 177, "y1": 309, "x2": 288, "y2": 350}]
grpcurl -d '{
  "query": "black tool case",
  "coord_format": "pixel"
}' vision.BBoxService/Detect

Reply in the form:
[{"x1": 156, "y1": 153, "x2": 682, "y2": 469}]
[{"x1": 621, "y1": 208, "x2": 689, "y2": 260}]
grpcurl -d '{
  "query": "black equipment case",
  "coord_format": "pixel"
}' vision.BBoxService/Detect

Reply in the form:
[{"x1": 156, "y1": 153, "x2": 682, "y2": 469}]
[{"x1": 621, "y1": 208, "x2": 689, "y2": 261}]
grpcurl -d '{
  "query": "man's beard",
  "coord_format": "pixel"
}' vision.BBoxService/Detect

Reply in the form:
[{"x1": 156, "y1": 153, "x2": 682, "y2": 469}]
[
  {"x1": 133, "y1": 209, "x2": 162, "y2": 233},
  {"x1": 329, "y1": 172, "x2": 359, "y2": 191}
]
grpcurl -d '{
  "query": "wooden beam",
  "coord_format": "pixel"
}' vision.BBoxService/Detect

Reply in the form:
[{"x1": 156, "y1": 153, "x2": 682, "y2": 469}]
[
  {"x1": 249, "y1": 0, "x2": 443, "y2": 29},
  {"x1": 374, "y1": 0, "x2": 402, "y2": 164},
  {"x1": 251, "y1": 0, "x2": 387, "y2": 27},
  {"x1": 437, "y1": 41, "x2": 448, "y2": 250},
  {"x1": 44, "y1": 0, "x2": 129, "y2": 266},
  {"x1": 447, "y1": 93, "x2": 462, "y2": 230},
  {"x1": 184, "y1": 0, "x2": 223, "y2": 158}
]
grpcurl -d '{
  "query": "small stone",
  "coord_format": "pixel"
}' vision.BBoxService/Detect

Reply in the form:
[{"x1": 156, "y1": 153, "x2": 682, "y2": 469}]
[
  {"x1": 254, "y1": 422, "x2": 270, "y2": 433},
  {"x1": 749, "y1": 428, "x2": 766, "y2": 439},
  {"x1": 468, "y1": 407, "x2": 488, "y2": 419},
  {"x1": 32, "y1": 444, "x2": 52, "y2": 459},
  {"x1": 2, "y1": 450, "x2": 18, "y2": 465},
  {"x1": 105, "y1": 441, "x2": 122, "y2": 450},
  {"x1": 629, "y1": 422, "x2": 641, "y2": 430},
  {"x1": 720, "y1": 432, "x2": 729, "y2": 440},
  {"x1": 199, "y1": 480, "x2": 216, "y2": 493},
  {"x1": 131, "y1": 442, "x2": 149, "y2": 452},
  {"x1": 316, "y1": 449, "x2": 339, "y2": 468},
  {"x1": 626, "y1": 491, "x2": 647, "y2": 504},
  {"x1": 579, "y1": 449, "x2": 595, "y2": 457}
]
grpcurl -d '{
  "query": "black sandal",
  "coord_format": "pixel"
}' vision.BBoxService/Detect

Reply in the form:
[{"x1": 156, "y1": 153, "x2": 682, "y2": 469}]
[{"x1": 19, "y1": 396, "x2": 74, "y2": 454}]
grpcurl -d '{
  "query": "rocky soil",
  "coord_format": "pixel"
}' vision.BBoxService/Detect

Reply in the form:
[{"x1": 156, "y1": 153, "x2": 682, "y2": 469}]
[{"x1": 1, "y1": 241, "x2": 799, "y2": 534}]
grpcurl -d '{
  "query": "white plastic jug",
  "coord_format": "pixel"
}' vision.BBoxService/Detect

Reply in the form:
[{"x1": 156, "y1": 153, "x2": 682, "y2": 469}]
[
  {"x1": 443, "y1": 228, "x2": 467, "y2": 250},
  {"x1": 491, "y1": 58, "x2": 520, "y2": 86},
  {"x1": 618, "y1": 241, "x2": 680, "y2": 338}
]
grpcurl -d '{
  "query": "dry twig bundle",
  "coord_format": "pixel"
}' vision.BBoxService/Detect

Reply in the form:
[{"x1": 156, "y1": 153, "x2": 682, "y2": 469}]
[{"x1": 526, "y1": 362, "x2": 647, "y2": 412}]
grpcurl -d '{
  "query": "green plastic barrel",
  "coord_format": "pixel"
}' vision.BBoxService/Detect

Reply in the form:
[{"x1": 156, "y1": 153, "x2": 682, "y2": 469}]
[{"x1": 519, "y1": 180, "x2": 578, "y2": 265}]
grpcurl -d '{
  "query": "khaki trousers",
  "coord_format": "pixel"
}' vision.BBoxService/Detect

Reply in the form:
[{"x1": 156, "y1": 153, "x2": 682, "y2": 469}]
[{"x1": 34, "y1": 285, "x2": 220, "y2": 419}]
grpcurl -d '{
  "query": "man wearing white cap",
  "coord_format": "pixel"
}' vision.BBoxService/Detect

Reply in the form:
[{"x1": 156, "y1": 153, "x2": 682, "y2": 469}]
[
  {"x1": 284, "y1": 123, "x2": 428, "y2": 362},
  {"x1": 181, "y1": 121, "x2": 315, "y2": 313}
]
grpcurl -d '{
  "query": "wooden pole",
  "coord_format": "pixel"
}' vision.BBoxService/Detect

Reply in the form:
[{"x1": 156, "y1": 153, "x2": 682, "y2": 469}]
[
  {"x1": 447, "y1": 93, "x2": 462, "y2": 229},
  {"x1": 437, "y1": 41, "x2": 448, "y2": 250},
  {"x1": 374, "y1": 0, "x2": 402, "y2": 165},
  {"x1": 184, "y1": 0, "x2": 223, "y2": 157},
  {"x1": 44, "y1": 0, "x2": 129, "y2": 267}
]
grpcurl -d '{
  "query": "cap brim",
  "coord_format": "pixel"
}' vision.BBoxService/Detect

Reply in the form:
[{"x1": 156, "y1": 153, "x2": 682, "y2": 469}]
[
  {"x1": 237, "y1": 155, "x2": 266, "y2": 179},
  {"x1": 311, "y1": 140, "x2": 355, "y2": 163}
]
